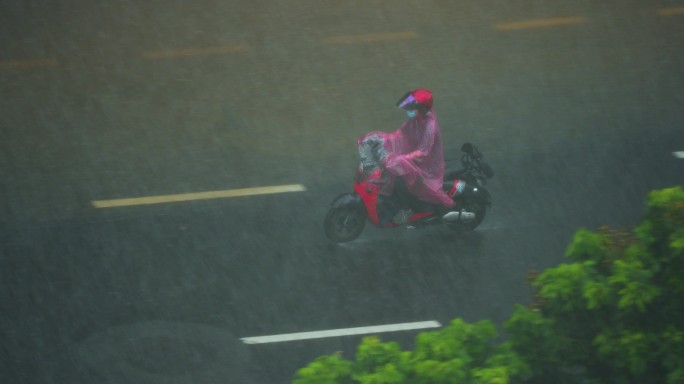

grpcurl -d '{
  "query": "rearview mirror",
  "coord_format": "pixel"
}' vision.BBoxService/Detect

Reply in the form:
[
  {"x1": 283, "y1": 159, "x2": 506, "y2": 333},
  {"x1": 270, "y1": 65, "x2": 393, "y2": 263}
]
[{"x1": 461, "y1": 143, "x2": 474, "y2": 154}]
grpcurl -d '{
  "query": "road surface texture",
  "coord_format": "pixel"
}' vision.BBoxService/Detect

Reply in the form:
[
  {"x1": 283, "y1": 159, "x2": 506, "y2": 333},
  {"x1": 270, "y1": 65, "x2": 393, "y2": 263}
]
[{"x1": 1, "y1": 0, "x2": 683, "y2": 383}]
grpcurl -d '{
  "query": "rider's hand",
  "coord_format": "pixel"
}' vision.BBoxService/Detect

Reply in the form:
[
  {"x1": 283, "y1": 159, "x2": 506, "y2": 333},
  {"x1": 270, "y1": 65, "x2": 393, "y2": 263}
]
[{"x1": 405, "y1": 150, "x2": 425, "y2": 163}]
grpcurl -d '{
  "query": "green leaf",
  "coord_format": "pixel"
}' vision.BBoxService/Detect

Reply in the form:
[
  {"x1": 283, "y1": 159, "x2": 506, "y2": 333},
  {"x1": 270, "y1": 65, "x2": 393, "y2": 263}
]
[
  {"x1": 504, "y1": 305, "x2": 560, "y2": 373},
  {"x1": 534, "y1": 263, "x2": 589, "y2": 311},
  {"x1": 564, "y1": 229, "x2": 608, "y2": 263},
  {"x1": 667, "y1": 368, "x2": 684, "y2": 384},
  {"x1": 486, "y1": 341, "x2": 531, "y2": 379},
  {"x1": 354, "y1": 363, "x2": 406, "y2": 384},
  {"x1": 471, "y1": 366, "x2": 510, "y2": 384},
  {"x1": 639, "y1": 187, "x2": 684, "y2": 247},
  {"x1": 609, "y1": 258, "x2": 660, "y2": 312},
  {"x1": 292, "y1": 352, "x2": 353, "y2": 384},
  {"x1": 412, "y1": 359, "x2": 467, "y2": 384},
  {"x1": 582, "y1": 279, "x2": 613, "y2": 309},
  {"x1": 355, "y1": 337, "x2": 404, "y2": 372},
  {"x1": 671, "y1": 228, "x2": 684, "y2": 250},
  {"x1": 660, "y1": 326, "x2": 684, "y2": 374},
  {"x1": 593, "y1": 331, "x2": 654, "y2": 375},
  {"x1": 413, "y1": 319, "x2": 496, "y2": 364}
]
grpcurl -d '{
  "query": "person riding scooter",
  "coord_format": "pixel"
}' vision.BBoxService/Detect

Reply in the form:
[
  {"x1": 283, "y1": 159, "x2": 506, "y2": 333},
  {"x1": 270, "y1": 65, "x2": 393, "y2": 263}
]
[{"x1": 357, "y1": 89, "x2": 475, "y2": 224}]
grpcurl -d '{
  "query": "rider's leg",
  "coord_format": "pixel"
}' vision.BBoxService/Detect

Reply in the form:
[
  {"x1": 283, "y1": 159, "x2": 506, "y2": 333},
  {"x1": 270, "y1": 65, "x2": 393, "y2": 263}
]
[
  {"x1": 394, "y1": 177, "x2": 412, "y2": 210},
  {"x1": 392, "y1": 178, "x2": 414, "y2": 224}
]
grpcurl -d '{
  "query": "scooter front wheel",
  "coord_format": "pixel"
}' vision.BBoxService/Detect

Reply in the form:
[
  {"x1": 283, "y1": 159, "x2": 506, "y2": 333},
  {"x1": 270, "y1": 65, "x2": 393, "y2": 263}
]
[{"x1": 324, "y1": 207, "x2": 366, "y2": 243}]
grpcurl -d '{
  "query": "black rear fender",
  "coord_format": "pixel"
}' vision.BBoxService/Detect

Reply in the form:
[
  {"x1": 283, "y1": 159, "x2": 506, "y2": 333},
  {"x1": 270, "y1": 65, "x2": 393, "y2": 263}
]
[
  {"x1": 444, "y1": 182, "x2": 492, "y2": 206},
  {"x1": 468, "y1": 186, "x2": 492, "y2": 206}
]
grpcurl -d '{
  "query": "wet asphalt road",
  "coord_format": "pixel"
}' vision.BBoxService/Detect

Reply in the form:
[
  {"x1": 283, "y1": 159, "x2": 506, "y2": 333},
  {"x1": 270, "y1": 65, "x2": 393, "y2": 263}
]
[{"x1": 2, "y1": 1, "x2": 684, "y2": 383}]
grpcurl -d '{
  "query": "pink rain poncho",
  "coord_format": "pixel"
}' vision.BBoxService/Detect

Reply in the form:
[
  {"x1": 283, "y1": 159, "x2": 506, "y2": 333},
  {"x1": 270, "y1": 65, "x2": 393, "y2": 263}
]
[{"x1": 358, "y1": 111, "x2": 455, "y2": 208}]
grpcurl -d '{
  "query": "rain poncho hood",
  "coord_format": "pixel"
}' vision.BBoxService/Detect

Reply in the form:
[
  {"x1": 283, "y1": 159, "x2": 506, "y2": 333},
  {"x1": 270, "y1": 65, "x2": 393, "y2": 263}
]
[{"x1": 358, "y1": 110, "x2": 455, "y2": 207}]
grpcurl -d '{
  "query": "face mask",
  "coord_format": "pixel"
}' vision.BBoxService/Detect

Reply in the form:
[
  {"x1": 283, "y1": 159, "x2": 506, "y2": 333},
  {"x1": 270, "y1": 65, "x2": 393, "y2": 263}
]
[{"x1": 406, "y1": 110, "x2": 417, "y2": 119}]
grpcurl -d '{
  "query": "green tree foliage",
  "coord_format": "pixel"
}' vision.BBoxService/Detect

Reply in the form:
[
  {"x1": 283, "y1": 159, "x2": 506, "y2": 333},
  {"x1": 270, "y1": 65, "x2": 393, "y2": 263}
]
[
  {"x1": 292, "y1": 319, "x2": 529, "y2": 384},
  {"x1": 509, "y1": 186, "x2": 684, "y2": 383},
  {"x1": 292, "y1": 352, "x2": 353, "y2": 384},
  {"x1": 294, "y1": 187, "x2": 684, "y2": 384}
]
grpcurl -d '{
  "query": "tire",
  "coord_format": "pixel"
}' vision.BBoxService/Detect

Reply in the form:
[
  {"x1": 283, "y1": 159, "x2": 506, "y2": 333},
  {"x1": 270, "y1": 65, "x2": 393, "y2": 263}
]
[
  {"x1": 445, "y1": 199, "x2": 487, "y2": 232},
  {"x1": 324, "y1": 207, "x2": 366, "y2": 243}
]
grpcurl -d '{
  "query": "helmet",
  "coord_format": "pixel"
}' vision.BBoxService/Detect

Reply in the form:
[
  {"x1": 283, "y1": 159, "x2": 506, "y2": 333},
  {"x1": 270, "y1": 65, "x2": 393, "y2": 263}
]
[{"x1": 396, "y1": 88, "x2": 433, "y2": 112}]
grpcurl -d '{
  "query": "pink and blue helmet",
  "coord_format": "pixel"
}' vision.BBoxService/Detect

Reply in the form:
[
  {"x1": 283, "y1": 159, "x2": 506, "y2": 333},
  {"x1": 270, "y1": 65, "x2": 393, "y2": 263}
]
[{"x1": 396, "y1": 88, "x2": 434, "y2": 112}]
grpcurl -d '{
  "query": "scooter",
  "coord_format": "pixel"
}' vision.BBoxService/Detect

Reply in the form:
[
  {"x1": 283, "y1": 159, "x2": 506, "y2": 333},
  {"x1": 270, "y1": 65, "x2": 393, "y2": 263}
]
[{"x1": 324, "y1": 142, "x2": 495, "y2": 243}]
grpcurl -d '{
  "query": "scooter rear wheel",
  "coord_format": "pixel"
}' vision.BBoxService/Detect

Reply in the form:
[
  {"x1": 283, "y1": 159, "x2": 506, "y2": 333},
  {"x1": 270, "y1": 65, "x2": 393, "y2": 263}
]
[{"x1": 324, "y1": 207, "x2": 366, "y2": 243}]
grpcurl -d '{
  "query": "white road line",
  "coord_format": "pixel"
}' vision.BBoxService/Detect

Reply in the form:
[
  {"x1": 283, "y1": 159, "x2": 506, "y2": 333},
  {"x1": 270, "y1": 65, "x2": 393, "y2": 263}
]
[
  {"x1": 674, "y1": 151, "x2": 684, "y2": 159},
  {"x1": 92, "y1": 184, "x2": 306, "y2": 208},
  {"x1": 240, "y1": 321, "x2": 442, "y2": 345}
]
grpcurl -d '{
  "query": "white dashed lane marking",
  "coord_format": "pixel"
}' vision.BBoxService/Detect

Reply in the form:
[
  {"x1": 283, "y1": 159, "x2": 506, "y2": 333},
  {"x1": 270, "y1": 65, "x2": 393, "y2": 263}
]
[
  {"x1": 657, "y1": 6, "x2": 684, "y2": 16},
  {"x1": 142, "y1": 44, "x2": 249, "y2": 59},
  {"x1": 240, "y1": 321, "x2": 442, "y2": 345},
  {"x1": 322, "y1": 31, "x2": 418, "y2": 45},
  {"x1": 0, "y1": 59, "x2": 58, "y2": 70},
  {"x1": 495, "y1": 16, "x2": 587, "y2": 30}
]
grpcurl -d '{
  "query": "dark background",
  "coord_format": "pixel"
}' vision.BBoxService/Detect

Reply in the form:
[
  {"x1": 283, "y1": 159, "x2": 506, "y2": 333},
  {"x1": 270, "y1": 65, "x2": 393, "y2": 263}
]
[{"x1": 1, "y1": 1, "x2": 683, "y2": 382}]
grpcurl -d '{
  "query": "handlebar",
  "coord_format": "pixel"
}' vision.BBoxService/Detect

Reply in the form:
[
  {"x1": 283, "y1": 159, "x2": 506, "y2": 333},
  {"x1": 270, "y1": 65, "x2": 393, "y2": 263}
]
[{"x1": 460, "y1": 143, "x2": 495, "y2": 179}]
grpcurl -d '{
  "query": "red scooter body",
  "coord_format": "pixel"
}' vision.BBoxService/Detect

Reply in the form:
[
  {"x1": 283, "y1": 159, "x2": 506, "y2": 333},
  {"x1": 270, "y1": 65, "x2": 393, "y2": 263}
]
[{"x1": 353, "y1": 167, "x2": 444, "y2": 227}]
